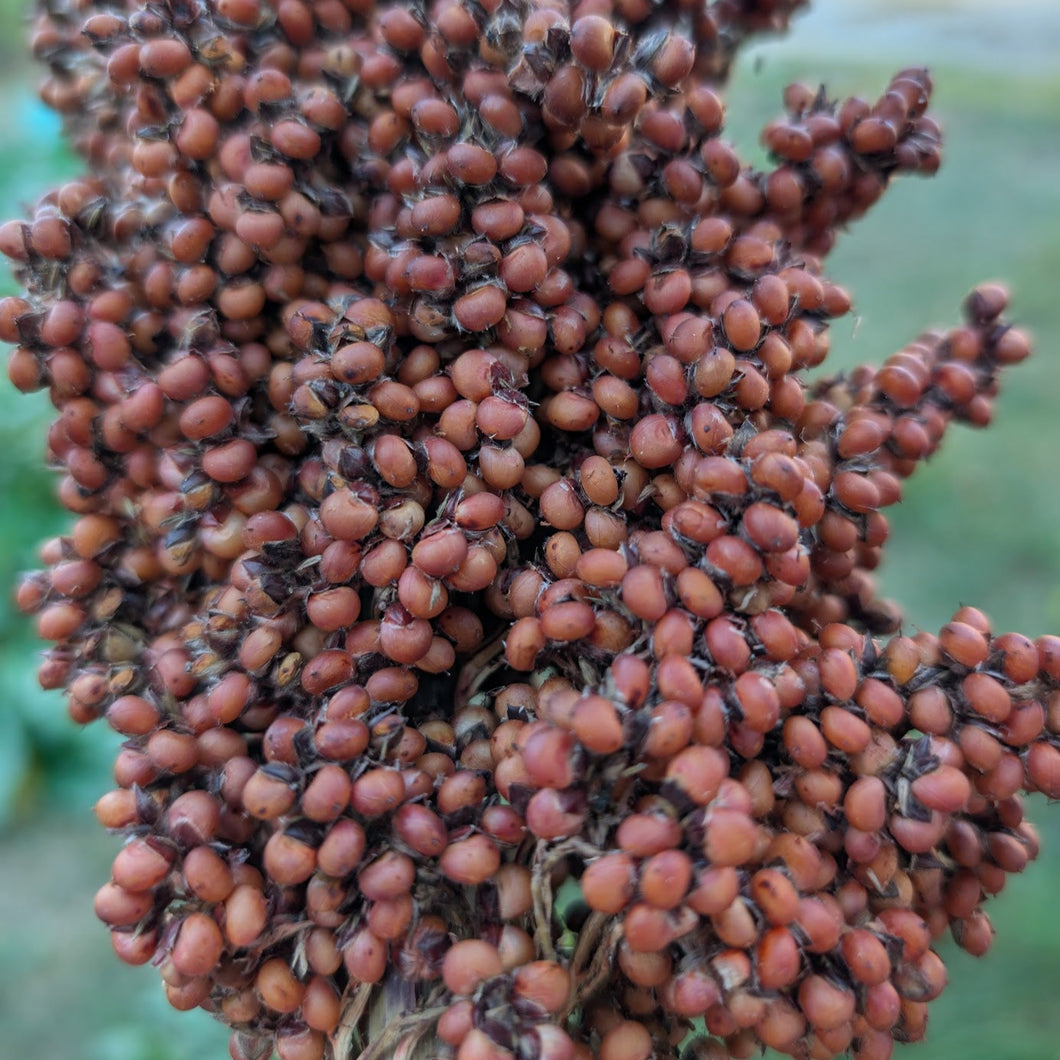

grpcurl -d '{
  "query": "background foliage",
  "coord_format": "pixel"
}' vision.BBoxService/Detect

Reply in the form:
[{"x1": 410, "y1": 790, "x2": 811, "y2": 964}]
[{"x1": 1, "y1": 1, "x2": 1059, "y2": 1057}]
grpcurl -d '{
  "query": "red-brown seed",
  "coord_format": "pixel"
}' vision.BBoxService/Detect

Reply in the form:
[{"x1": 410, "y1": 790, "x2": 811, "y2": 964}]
[
  {"x1": 94, "y1": 882, "x2": 153, "y2": 927},
  {"x1": 447, "y1": 144, "x2": 498, "y2": 185},
  {"x1": 350, "y1": 769, "x2": 405, "y2": 818},
  {"x1": 313, "y1": 820, "x2": 365, "y2": 880},
  {"x1": 939, "y1": 621, "x2": 990, "y2": 667},
  {"x1": 639, "y1": 849, "x2": 693, "y2": 910},
  {"x1": 733, "y1": 671, "x2": 781, "y2": 732},
  {"x1": 723, "y1": 300, "x2": 761, "y2": 351},
  {"x1": 911, "y1": 765, "x2": 971, "y2": 813},
  {"x1": 842, "y1": 928, "x2": 892, "y2": 986},
  {"x1": 666, "y1": 745, "x2": 728, "y2": 805},
  {"x1": 171, "y1": 912, "x2": 224, "y2": 977},
  {"x1": 183, "y1": 845, "x2": 235, "y2": 903},
  {"x1": 343, "y1": 928, "x2": 388, "y2": 985},
  {"x1": 599, "y1": 1021, "x2": 652, "y2": 1060},
  {"x1": 111, "y1": 838, "x2": 173, "y2": 892},
  {"x1": 742, "y1": 502, "x2": 799, "y2": 553},
  {"x1": 962, "y1": 671, "x2": 1012, "y2": 723},
  {"x1": 820, "y1": 705, "x2": 872, "y2": 753},
  {"x1": 631, "y1": 414, "x2": 684, "y2": 469},
  {"x1": 1026, "y1": 742, "x2": 1060, "y2": 798},
  {"x1": 439, "y1": 834, "x2": 501, "y2": 885},
  {"x1": 582, "y1": 852, "x2": 637, "y2": 914},
  {"x1": 799, "y1": 974, "x2": 856, "y2": 1031},
  {"x1": 756, "y1": 925, "x2": 801, "y2": 989},
  {"x1": 442, "y1": 939, "x2": 503, "y2": 995},
  {"x1": 358, "y1": 851, "x2": 415, "y2": 901},
  {"x1": 571, "y1": 15, "x2": 615, "y2": 71},
  {"x1": 224, "y1": 884, "x2": 269, "y2": 947},
  {"x1": 512, "y1": 961, "x2": 571, "y2": 1015},
  {"x1": 750, "y1": 868, "x2": 799, "y2": 926}
]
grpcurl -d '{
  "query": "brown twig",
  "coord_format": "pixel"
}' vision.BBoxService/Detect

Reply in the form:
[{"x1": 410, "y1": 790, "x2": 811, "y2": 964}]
[{"x1": 531, "y1": 838, "x2": 558, "y2": 962}]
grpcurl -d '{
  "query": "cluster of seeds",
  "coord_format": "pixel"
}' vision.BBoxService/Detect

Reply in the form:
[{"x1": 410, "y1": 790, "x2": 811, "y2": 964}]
[{"x1": 4, "y1": 1, "x2": 1054, "y2": 1059}]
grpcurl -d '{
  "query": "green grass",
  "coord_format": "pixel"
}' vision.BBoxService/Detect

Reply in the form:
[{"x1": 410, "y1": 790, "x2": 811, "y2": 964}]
[{"x1": 2, "y1": 8, "x2": 1060, "y2": 1060}]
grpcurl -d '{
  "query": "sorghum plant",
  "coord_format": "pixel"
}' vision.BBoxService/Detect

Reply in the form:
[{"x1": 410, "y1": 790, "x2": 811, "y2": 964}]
[{"x1": 5, "y1": 1, "x2": 1057, "y2": 1059}]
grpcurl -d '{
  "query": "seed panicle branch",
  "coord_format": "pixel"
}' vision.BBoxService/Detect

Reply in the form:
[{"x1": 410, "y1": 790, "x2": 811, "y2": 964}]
[{"x1": 3, "y1": 2, "x2": 1052, "y2": 1060}]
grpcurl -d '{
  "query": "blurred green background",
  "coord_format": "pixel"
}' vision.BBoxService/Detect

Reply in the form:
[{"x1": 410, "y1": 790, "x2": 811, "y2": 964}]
[{"x1": 1, "y1": 1, "x2": 1060, "y2": 1058}]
